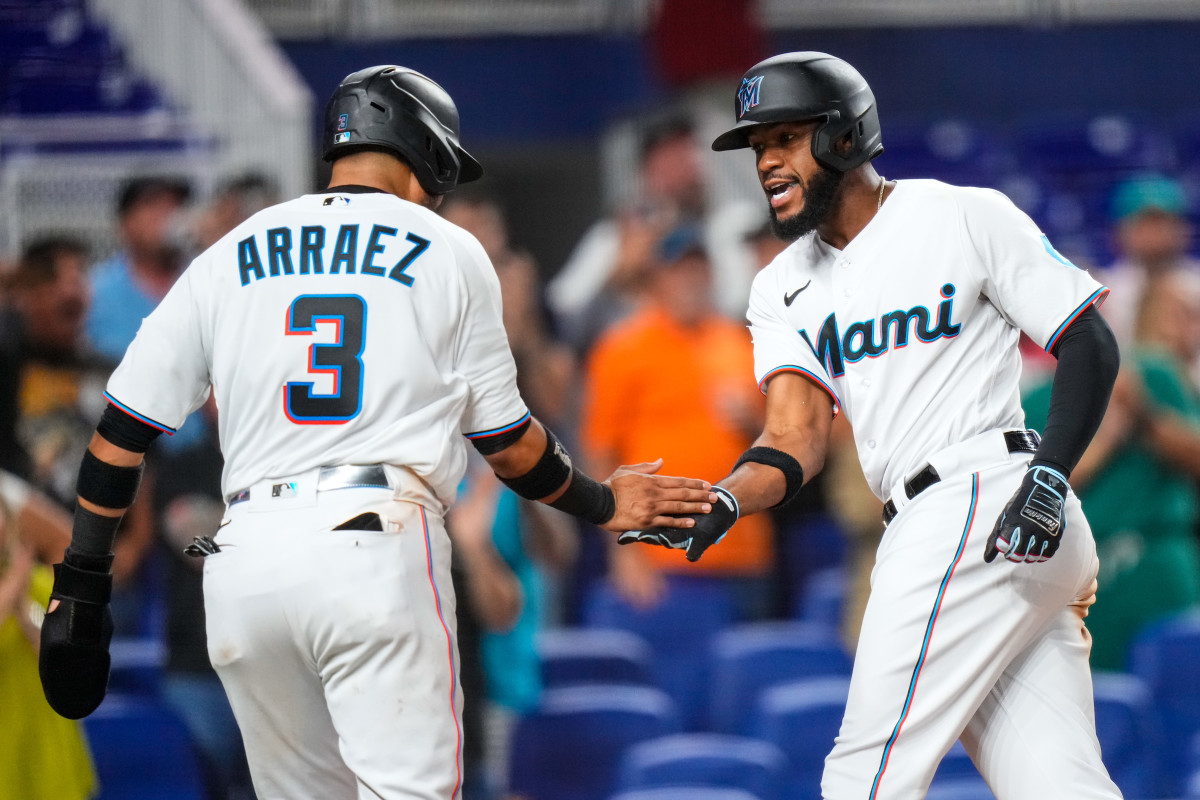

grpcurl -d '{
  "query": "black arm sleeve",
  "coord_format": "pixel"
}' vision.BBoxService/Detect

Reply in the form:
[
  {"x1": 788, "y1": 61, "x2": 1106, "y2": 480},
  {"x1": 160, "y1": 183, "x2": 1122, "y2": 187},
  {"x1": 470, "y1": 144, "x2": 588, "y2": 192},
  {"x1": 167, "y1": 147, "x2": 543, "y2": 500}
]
[{"x1": 1031, "y1": 305, "x2": 1119, "y2": 476}]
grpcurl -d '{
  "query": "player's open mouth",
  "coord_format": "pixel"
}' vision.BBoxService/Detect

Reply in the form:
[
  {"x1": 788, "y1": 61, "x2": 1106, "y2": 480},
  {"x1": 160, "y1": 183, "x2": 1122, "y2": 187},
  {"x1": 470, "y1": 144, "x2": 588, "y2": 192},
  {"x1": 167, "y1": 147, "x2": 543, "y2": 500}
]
[{"x1": 764, "y1": 179, "x2": 798, "y2": 208}]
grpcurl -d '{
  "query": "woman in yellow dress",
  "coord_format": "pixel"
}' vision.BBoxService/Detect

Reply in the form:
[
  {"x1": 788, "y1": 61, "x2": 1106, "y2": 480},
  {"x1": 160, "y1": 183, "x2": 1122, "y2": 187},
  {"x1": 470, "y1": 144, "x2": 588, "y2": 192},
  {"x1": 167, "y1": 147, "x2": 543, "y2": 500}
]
[{"x1": 0, "y1": 492, "x2": 96, "y2": 800}]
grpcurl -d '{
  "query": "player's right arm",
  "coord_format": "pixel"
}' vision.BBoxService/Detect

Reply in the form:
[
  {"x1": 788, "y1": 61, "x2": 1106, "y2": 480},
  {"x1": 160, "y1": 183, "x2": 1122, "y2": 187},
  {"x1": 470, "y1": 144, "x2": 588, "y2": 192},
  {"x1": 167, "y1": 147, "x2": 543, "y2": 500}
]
[
  {"x1": 448, "y1": 225, "x2": 715, "y2": 532},
  {"x1": 478, "y1": 417, "x2": 717, "y2": 533},
  {"x1": 720, "y1": 372, "x2": 834, "y2": 514},
  {"x1": 618, "y1": 269, "x2": 836, "y2": 561}
]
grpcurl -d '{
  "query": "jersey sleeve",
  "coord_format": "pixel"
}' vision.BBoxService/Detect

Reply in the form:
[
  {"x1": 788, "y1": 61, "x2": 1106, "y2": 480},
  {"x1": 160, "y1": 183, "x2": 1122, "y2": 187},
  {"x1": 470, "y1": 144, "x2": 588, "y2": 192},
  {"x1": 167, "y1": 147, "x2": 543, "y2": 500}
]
[
  {"x1": 448, "y1": 230, "x2": 530, "y2": 440},
  {"x1": 958, "y1": 187, "x2": 1109, "y2": 353},
  {"x1": 747, "y1": 270, "x2": 842, "y2": 414},
  {"x1": 105, "y1": 266, "x2": 211, "y2": 433}
]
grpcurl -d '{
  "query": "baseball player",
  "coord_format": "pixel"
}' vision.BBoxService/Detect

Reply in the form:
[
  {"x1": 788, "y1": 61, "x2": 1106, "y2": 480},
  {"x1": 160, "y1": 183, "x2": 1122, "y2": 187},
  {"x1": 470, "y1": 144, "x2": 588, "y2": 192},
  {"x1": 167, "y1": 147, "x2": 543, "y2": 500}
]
[
  {"x1": 36, "y1": 65, "x2": 717, "y2": 800},
  {"x1": 621, "y1": 52, "x2": 1125, "y2": 799}
]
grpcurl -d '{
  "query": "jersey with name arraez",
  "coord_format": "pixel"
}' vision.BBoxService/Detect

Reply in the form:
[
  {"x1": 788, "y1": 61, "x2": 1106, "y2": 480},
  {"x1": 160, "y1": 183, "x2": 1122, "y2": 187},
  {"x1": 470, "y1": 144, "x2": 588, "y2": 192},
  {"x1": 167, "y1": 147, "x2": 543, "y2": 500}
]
[
  {"x1": 105, "y1": 190, "x2": 529, "y2": 506},
  {"x1": 748, "y1": 179, "x2": 1107, "y2": 501}
]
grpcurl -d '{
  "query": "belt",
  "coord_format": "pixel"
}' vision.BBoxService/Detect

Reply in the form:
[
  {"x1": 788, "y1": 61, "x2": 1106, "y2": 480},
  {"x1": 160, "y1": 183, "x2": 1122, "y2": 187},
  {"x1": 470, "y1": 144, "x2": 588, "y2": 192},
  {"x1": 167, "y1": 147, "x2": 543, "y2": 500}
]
[
  {"x1": 881, "y1": 430, "x2": 1040, "y2": 526},
  {"x1": 228, "y1": 464, "x2": 390, "y2": 506}
]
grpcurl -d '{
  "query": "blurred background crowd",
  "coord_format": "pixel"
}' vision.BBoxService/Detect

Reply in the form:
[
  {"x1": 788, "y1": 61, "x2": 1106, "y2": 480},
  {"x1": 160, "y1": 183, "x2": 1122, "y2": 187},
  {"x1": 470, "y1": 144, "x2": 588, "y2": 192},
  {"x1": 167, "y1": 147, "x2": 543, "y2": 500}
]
[{"x1": 2, "y1": 1, "x2": 1200, "y2": 800}]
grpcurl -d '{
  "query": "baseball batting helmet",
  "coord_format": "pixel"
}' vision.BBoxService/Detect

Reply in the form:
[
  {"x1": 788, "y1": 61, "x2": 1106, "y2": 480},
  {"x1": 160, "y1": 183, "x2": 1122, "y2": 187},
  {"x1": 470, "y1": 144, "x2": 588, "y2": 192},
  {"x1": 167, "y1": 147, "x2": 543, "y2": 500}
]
[
  {"x1": 711, "y1": 52, "x2": 884, "y2": 173},
  {"x1": 323, "y1": 65, "x2": 483, "y2": 195}
]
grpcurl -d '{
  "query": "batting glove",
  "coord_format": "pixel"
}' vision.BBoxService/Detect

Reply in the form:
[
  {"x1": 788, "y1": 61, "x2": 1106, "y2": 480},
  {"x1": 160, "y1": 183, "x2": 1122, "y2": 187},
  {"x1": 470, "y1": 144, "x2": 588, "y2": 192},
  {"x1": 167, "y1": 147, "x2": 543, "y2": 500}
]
[
  {"x1": 984, "y1": 465, "x2": 1069, "y2": 564},
  {"x1": 617, "y1": 486, "x2": 739, "y2": 562},
  {"x1": 39, "y1": 549, "x2": 114, "y2": 719}
]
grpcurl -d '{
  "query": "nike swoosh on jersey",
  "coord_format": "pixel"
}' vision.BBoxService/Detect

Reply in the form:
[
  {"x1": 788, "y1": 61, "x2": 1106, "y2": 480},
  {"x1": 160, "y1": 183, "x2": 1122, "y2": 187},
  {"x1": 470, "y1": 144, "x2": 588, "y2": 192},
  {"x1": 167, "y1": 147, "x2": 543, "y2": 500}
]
[{"x1": 784, "y1": 280, "x2": 812, "y2": 306}]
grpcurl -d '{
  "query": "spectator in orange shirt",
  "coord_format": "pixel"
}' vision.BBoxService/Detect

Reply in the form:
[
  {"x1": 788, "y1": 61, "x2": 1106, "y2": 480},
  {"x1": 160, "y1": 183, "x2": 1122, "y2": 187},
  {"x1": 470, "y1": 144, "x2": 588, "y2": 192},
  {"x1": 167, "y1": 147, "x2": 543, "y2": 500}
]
[{"x1": 582, "y1": 225, "x2": 772, "y2": 617}]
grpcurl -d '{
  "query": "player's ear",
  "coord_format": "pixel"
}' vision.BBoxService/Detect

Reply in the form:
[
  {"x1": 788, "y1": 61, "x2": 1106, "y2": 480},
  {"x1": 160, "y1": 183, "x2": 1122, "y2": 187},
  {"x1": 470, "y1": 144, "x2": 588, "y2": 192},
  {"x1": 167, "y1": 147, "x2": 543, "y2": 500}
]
[{"x1": 833, "y1": 132, "x2": 854, "y2": 155}]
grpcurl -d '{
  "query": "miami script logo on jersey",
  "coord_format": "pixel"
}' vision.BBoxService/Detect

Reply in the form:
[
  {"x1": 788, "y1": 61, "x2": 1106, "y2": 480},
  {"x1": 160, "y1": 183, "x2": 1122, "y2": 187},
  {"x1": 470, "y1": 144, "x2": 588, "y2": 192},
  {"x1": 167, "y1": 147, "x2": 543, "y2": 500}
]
[
  {"x1": 799, "y1": 284, "x2": 962, "y2": 378},
  {"x1": 738, "y1": 76, "x2": 763, "y2": 118}
]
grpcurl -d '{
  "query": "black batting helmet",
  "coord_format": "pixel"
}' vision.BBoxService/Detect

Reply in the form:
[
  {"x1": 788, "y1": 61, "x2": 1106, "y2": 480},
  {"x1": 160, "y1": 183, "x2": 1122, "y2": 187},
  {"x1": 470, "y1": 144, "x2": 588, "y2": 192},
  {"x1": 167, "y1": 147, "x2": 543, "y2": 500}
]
[
  {"x1": 712, "y1": 52, "x2": 884, "y2": 173},
  {"x1": 323, "y1": 65, "x2": 483, "y2": 195}
]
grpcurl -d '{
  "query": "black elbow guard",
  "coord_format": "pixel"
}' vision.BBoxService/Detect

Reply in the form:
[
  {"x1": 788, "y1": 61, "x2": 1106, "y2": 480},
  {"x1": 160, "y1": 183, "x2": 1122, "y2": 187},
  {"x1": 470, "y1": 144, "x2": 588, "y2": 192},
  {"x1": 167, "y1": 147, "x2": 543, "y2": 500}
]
[
  {"x1": 77, "y1": 450, "x2": 143, "y2": 510},
  {"x1": 498, "y1": 429, "x2": 615, "y2": 525}
]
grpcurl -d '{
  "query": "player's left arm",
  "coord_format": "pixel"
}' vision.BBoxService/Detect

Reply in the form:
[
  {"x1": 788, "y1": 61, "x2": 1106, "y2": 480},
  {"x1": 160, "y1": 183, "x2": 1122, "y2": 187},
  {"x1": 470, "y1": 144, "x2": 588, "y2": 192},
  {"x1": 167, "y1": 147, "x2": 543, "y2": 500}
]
[
  {"x1": 984, "y1": 305, "x2": 1120, "y2": 563},
  {"x1": 618, "y1": 371, "x2": 834, "y2": 562},
  {"x1": 40, "y1": 408, "x2": 162, "y2": 719}
]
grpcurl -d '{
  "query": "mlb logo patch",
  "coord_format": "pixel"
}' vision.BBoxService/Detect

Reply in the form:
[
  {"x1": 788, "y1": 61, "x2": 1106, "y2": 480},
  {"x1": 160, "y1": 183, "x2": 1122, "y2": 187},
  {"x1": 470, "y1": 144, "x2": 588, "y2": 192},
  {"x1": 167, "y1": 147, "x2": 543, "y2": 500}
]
[
  {"x1": 738, "y1": 75, "x2": 764, "y2": 118},
  {"x1": 337, "y1": 113, "x2": 349, "y2": 131},
  {"x1": 334, "y1": 132, "x2": 351, "y2": 144}
]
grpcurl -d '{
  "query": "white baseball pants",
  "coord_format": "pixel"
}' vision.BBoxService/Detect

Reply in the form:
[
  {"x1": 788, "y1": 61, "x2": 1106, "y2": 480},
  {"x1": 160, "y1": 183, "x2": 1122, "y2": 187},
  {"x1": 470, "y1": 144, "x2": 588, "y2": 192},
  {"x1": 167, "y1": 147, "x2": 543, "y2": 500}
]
[
  {"x1": 202, "y1": 475, "x2": 462, "y2": 800},
  {"x1": 822, "y1": 431, "x2": 1123, "y2": 800}
]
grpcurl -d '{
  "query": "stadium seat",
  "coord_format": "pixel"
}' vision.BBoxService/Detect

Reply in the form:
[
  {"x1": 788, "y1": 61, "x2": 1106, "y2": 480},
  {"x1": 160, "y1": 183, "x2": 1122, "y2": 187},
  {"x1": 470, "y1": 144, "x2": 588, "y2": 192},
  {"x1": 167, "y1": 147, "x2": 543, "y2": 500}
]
[
  {"x1": 1130, "y1": 611, "x2": 1200, "y2": 796},
  {"x1": 107, "y1": 636, "x2": 166, "y2": 696},
  {"x1": 930, "y1": 741, "x2": 982, "y2": 785},
  {"x1": 924, "y1": 778, "x2": 995, "y2": 800},
  {"x1": 792, "y1": 568, "x2": 847, "y2": 629},
  {"x1": 510, "y1": 684, "x2": 682, "y2": 800},
  {"x1": 610, "y1": 788, "x2": 765, "y2": 800},
  {"x1": 537, "y1": 627, "x2": 656, "y2": 689},
  {"x1": 748, "y1": 677, "x2": 851, "y2": 800},
  {"x1": 873, "y1": 119, "x2": 1009, "y2": 187},
  {"x1": 779, "y1": 513, "x2": 849, "y2": 590},
  {"x1": 708, "y1": 621, "x2": 851, "y2": 734},
  {"x1": 1092, "y1": 671, "x2": 1158, "y2": 799},
  {"x1": 616, "y1": 733, "x2": 788, "y2": 800},
  {"x1": 582, "y1": 577, "x2": 734, "y2": 729},
  {"x1": 82, "y1": 693, "x2": 206, "y2": 800},
  {"x1": 1016, "y1": 114, "x2": 1172, "y2": 178}
]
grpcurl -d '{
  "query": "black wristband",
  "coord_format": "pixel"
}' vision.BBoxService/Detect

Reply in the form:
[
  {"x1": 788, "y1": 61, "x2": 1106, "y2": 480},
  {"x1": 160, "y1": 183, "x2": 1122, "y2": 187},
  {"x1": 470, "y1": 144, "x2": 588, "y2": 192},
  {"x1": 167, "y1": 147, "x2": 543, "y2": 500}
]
[
  {"x1": 77, "y1": 450, "x2": 143, "y2": 510},
  {"x1": 67, "y1": 507, "x2": 121, "y2": 565},
  {"x1": 52, "y1": 558, "x2": 113, "y2": 604},
  {"x1": 733, "y1": 446, "x2": 805, "y2": 508},
  {"x1": 548, "y1": 468, "x2": 616, "y2": 525},
  {"x1": 499, "y1": 429, "x2": 572, "y2": 500}
]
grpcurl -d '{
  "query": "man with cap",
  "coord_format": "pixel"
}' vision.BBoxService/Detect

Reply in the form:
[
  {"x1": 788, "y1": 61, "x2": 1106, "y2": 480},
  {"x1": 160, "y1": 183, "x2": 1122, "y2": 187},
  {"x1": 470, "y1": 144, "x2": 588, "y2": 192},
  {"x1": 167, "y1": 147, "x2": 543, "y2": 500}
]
[
  {"x1": 620, "y1": 52, "x2": 1124, "y2": 798},
  {"x1": 36, "y1": 65, "x2": 716, "y2": 800},
  {"x1": 1100, "y1": 173, "x2": 1199, "y2": 352}
]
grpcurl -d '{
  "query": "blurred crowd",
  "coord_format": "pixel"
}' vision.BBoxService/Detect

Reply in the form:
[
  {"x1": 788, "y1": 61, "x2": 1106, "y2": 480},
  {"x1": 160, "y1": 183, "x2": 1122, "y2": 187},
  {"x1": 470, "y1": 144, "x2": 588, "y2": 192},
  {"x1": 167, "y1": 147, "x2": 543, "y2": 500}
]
[{"x1": 2, "y1": 110, "x2": 1199, "y2": 800}]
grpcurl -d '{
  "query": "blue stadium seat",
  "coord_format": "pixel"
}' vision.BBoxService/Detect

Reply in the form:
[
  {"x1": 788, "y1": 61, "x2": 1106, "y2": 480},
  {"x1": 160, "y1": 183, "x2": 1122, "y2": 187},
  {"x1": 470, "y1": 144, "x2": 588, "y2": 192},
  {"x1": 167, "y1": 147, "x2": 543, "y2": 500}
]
[
  {"x1": 582, "y1": 577, "x2": 734, "y2": 729},
  {"x1": 1016, "y1": 114, "x2": 1172, "y2": 178},
  {"x1": 616, "y1": 733, "x2": 788, "y2": 800},
  {"x1": 510, "y1": 684, "x2": 682, "y2": 800},
  {"x1": 792, "y1": 568, "x2": 847, "y2": 629},
  {"x1": 538, "y1": 628, "x2": 656, "y2": 689},
  {"x1": 1130, "y1": 611, "x2": 1200, "y2": 796},
  {"x1": 82, "y1": 694, "x2": 206, "y2": 800},
  {"x1": 931, "y1": 741, "x2": 982, "y2": 785},
  {"x1": 708, "y1": 621, "x2": 850, "y2": 734},
  {"x1": 1092, "y1": 672, "x2": 1161, "y2": 799},
  {"x1": 873, "y1": 119, "x2": 1009, "y2": 187},
  {"x1": 778, "y1": 513, "x2": 849, "y2": 591},
  {"x1": 107, "y1": 636, "x2": 166, "y2": 696},
  {"x1": 748, "y1": 677, "x2": 851, "y2": 800},
  {"x1": 924, "y1": 778, "x2": 995, "y2": 800},
  {"x1": 610, "y1": 788, "x2": 765, "y2": 800}
]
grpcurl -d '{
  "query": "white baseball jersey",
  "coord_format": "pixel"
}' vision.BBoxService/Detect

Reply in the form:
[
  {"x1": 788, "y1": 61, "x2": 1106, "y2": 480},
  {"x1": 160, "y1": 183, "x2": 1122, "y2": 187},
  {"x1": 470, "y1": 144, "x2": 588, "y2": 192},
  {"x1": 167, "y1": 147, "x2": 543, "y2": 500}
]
[
  {"x1": 748, "y1": 178, "x2": 1107, "y2": 500},
  {"x1": 105, "y1": 189, "x2": 529, "y2": 508}
]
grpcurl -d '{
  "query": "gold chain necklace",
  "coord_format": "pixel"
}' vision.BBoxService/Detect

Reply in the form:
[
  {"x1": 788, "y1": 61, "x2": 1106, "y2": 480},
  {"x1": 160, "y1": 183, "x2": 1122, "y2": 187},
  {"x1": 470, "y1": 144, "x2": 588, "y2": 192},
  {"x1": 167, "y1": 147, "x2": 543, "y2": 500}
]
[{"x1": 877, "y1": 176, "x2": 886, "y2": 209}]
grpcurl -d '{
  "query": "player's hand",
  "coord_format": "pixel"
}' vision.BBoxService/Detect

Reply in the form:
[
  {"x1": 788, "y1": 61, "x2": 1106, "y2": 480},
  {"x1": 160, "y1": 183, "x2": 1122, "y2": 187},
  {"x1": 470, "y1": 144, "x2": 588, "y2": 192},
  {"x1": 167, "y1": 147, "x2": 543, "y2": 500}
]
[
  {"x1": 984, "y1": 465, "x2": 1069, "y2": 564},
  {"x1": 39, "y1": 550, "x2": 114, "y2": 719},
  {"x1": 602, "y1": 459, "x2": 717, "y2": 533},
  {"x1": 618, "y1": 486, "x2": 739, "y2": 562}
]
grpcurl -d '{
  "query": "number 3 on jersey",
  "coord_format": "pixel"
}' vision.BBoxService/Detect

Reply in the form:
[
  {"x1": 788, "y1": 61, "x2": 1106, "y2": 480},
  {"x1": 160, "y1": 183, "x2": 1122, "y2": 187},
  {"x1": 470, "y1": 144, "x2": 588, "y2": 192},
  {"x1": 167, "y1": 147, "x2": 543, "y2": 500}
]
[{"x1": 284, "y1": 294, "x2": 366, "y2": 424}]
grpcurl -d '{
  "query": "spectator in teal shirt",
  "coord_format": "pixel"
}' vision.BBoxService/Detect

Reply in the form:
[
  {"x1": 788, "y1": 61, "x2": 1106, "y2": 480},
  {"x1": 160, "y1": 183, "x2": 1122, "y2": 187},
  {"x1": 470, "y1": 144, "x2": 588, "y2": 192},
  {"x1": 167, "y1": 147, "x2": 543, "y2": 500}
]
[{"x1": 1024, "y1": 270, "x2": 1200, "y2": 670}]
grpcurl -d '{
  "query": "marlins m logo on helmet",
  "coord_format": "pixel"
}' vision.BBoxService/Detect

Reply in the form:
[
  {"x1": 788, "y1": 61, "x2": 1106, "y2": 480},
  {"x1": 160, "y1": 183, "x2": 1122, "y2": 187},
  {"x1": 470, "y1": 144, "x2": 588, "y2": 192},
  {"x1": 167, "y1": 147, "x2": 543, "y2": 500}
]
[{"x1": 737, "y1": 75, "x2": 764, "y2": 118}]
